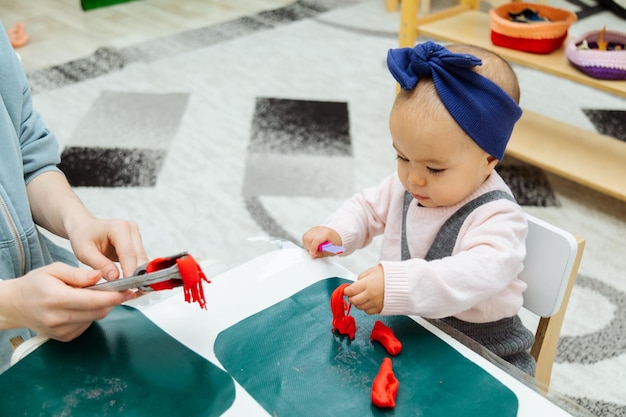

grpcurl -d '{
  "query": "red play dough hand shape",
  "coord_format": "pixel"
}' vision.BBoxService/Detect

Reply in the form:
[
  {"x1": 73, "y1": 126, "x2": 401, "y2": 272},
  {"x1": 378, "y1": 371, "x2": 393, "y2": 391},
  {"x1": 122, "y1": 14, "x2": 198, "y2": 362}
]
[
  {"x1": 371, "y1": 357, "x2": 399, "y2": 408},
  {"x1": 146, "y1": 253, "x2": 210, "y2": 309},
  {"x1": 176, "y1": 254, "x2": 210, "y2": 309},
  {"x1": 330, "y1": 283, "x2": 357, "y2": 340},
  {"x1": 370, "y1": 320, "x2": 402, "y2": 355}
]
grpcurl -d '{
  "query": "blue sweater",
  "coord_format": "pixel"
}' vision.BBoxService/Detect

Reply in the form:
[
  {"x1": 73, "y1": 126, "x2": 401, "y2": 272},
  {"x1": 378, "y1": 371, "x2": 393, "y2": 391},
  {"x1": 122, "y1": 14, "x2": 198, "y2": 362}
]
[{"x1": 0, "y1": 23, "x2": 76, "y2": 373}]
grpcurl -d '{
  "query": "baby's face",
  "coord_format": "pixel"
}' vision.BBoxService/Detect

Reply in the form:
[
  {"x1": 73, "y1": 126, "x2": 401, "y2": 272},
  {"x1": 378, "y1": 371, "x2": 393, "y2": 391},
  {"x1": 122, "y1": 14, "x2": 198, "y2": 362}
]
[{"x1": 389, "y1": 98, "x2": 497, "y2": 208}]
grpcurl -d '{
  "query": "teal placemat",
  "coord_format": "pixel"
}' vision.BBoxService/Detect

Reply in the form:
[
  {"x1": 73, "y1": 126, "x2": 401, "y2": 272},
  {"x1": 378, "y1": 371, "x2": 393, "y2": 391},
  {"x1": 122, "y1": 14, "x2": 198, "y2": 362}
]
[
  {"x1": 215, "y1": 277, "x2": 518, "y2": 416},
  {"x1": 0, "y1": 305, "x2": 235, "y2": 417}
]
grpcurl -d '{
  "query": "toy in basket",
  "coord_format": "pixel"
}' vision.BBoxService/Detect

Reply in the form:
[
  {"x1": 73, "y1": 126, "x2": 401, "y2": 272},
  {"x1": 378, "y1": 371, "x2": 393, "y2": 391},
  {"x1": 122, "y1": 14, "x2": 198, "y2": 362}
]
[
  {"x1": 489, "y1": 3, "x2": 577, "y2": 54},
  {"x1": 565, "y1": 27, "x2": 626, "y2": 80}
]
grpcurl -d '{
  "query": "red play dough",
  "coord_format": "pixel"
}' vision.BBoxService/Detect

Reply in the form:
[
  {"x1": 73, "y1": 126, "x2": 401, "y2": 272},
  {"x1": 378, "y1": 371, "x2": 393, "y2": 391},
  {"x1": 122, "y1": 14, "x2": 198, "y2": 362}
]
[
  {"x1": 330, "y1": 283, "x2": 357, "y2": 340},
  {"x1": 370, "y1": 320, "x2": 402, "y2": 356},
  {"x1": 371, "y1": 357, "x2": 399, "y2": 408},
  {"x1": 146, "y1": 253, "x2": 210, "y2": 309}
]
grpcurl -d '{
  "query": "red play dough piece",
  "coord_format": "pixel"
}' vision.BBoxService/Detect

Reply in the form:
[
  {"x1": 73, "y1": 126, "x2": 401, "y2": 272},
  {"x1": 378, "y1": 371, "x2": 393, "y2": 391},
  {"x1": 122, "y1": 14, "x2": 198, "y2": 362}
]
[
  {"x1": 176, "y1": 254, "x2": 210, "y2": 309},
  {"x1": 370, "y1": 320, "x2": 402, "y2": 356},
  {"x1": 371, "y1": 357, "x2": 399, "y2": 408},
  {"x1": 146, "y1": 253, "x2": 211, "y2": 309},
  {"x1": 330, "y1": 283, "x2": 357, "y2": 340}
]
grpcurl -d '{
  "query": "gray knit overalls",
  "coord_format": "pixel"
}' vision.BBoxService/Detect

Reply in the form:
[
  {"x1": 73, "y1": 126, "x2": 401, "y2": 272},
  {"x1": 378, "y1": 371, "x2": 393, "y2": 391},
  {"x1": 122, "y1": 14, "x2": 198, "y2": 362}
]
[{"x1": 401, "y1": 190, "x2": 536, "y2": 376}]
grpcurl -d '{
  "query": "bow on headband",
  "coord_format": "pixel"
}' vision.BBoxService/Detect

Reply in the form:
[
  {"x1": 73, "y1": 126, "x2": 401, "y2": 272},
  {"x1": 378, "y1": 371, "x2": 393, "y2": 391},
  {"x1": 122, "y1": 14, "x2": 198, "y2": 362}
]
[{"x1": 387, "y1": 41, "x2": 522, "y2": 160}]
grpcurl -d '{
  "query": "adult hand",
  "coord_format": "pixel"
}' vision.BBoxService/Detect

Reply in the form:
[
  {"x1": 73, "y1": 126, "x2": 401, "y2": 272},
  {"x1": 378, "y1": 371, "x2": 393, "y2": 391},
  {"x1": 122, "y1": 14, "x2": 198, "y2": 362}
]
[
  {"x1": 68, "y1": 218, "x2": 148, "y2": 281},
  {"x1": 26, "y1": 172, "x2": 149, "y2": 280},
  {"x1": 344, "y1": 264, "x2": 385, "y2": 314},
  {"x1": 0, "y1": 263, "x2": 137, "y2": 341},
  {"x1": 301, "y1": 226, "x2": 342, "y2": 258}
]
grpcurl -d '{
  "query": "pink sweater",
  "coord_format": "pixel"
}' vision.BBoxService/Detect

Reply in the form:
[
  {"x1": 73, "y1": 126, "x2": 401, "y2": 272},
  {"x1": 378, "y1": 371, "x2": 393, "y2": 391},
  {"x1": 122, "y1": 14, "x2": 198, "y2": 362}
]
[{"x1": 325, "y1": 172, "x2": 528, "y2": 323}]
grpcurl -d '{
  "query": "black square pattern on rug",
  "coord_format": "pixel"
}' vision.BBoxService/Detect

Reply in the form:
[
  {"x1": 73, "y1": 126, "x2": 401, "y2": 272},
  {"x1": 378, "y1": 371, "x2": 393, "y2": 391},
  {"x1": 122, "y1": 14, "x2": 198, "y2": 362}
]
[
  {"x1": 583, "y1": 109, "x2": 626, "y2": 142},
  {"x1": 60, "y1": 147, "x2": 166, "y2": 187},
  {"x1": 497, "y1": 163, "x2": 559, "y2": 207},
  {"x1": 243, "y1": 97, "x2": 355, "y2": 198},
  {"x1": 248, "y1": 97, "x2": 351, "y2": 156}
]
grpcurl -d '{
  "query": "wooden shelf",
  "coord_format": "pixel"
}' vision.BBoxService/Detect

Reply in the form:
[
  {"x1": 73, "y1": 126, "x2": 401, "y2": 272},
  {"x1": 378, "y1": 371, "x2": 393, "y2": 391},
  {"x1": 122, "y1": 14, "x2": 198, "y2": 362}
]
[
  {"x1": 397, "y1": 2, "x2": 626, "y2": 201},
  {"x1": 416, "y1": 9, "x2": 626, "y2": 98},
  {"x1": 509, "y1": 110, "x2": 626, "y2": 201}
]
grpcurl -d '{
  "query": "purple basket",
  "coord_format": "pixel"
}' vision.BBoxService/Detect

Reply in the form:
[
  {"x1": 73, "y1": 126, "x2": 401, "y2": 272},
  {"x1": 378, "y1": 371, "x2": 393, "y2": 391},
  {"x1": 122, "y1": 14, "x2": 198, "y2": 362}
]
[{"x1": 565, "y1": 29, "x2": 626, "y2": 80}]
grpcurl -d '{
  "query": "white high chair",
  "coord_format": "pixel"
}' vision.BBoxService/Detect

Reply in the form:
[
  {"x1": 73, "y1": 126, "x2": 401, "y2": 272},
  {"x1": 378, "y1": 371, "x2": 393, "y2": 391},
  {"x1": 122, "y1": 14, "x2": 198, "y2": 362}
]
[{"x1": 521, "y1": 214, "x2": 585, "y2": 388}]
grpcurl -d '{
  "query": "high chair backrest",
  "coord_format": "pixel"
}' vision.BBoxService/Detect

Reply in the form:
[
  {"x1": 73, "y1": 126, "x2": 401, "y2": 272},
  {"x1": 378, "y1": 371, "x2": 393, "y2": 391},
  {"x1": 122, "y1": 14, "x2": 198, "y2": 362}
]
[{"x1": 520, "y1": 214, "x2": 585, "y2": 387}]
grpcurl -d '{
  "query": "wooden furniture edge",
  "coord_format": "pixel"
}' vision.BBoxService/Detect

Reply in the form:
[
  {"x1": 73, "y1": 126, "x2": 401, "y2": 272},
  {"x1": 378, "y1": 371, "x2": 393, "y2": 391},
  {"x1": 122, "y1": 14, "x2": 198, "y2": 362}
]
[{"x1": 508, "y1": 110, "x2": 626, "y2": 202}]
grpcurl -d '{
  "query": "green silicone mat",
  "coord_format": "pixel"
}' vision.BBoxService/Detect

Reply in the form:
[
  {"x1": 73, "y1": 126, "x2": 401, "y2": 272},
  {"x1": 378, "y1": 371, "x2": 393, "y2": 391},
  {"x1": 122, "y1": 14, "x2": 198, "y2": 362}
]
[
  {"x1": 81, "y1": 0, "x2": 139, "y2": 11},
  {"x1": 214, "y1": 277, "x2": 518, "y2": 416},
  {"x1": 0, "y1": 305, "x2": 235, "y2": 417}
]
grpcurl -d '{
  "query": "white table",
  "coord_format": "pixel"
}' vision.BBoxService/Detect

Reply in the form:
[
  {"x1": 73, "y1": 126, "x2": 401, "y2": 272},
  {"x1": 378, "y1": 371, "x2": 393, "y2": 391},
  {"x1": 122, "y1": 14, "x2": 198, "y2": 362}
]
[{"x1": 122, "y1": 247, "x2": 589, "y2": 417}]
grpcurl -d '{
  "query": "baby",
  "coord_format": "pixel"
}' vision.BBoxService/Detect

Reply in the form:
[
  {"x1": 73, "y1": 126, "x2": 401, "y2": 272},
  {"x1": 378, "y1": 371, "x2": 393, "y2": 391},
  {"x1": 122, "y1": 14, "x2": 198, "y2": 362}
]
[{"x1": 302, "y1": 41, "x2": 535, "y2": 375}]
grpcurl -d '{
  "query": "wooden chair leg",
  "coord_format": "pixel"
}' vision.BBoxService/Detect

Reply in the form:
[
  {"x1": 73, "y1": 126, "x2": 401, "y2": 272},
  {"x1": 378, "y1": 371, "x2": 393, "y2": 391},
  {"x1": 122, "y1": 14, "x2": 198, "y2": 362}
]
[{"x1": 531, "y1": 317, "x2": 552, "y2": 386}]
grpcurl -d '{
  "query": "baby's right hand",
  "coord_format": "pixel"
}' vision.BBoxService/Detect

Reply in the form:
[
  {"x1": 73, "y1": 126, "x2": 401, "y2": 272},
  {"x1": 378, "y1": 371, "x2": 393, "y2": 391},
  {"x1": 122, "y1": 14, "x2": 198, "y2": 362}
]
[{"x1": 301, "y1": 226, "x2": 342, "y2": 258}]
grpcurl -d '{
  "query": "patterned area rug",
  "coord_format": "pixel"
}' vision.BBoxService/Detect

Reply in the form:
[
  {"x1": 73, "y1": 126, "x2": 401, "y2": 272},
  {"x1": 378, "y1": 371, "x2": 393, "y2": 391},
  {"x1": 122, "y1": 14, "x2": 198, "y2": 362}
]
[{"x1": 26, "y1": 1, "x2": 626, "y2": 415}]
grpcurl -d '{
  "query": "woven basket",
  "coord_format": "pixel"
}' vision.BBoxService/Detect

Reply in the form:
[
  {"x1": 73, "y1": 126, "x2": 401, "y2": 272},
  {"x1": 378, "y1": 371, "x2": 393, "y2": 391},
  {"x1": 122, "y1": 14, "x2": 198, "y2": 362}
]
[
  {"x1": 565, "y1": 29, "x2": 626, "y2": 80},
  {"x1": 489, "y1": 3, "x2": 578, "y2": 54}
]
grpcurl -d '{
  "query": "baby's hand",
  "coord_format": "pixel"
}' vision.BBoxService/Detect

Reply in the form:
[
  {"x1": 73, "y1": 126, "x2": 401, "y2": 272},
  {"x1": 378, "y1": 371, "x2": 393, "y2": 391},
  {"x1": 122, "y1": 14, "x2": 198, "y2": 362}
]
[
  {"x1": 344, "y1": 264, "x2": 385, "y2": 314},
  {"x1": 301, "y1": 226, "x2": 342, "y2": 258}
]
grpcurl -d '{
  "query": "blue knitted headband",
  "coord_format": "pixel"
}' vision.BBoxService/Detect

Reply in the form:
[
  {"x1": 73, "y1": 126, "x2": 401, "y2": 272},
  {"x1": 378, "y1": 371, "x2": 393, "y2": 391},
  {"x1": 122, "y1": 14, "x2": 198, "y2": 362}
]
[{"x1": 387, "y1": 41, "x2": 522, "y2": 160}]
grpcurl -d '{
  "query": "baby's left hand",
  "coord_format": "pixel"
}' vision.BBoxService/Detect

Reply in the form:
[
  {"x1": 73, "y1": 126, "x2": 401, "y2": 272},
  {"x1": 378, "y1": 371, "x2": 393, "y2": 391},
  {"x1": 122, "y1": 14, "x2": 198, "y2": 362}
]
[{"x1": 343, "y1": 264, "x2": 385, "y2": 314}]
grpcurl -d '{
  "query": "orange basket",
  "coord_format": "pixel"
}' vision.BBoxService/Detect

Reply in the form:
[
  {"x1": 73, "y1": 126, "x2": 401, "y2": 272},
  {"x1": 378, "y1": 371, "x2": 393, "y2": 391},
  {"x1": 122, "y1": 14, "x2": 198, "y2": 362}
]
[{"x1": 489, "y1": 3, "x2": 578, "y2": 54}]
